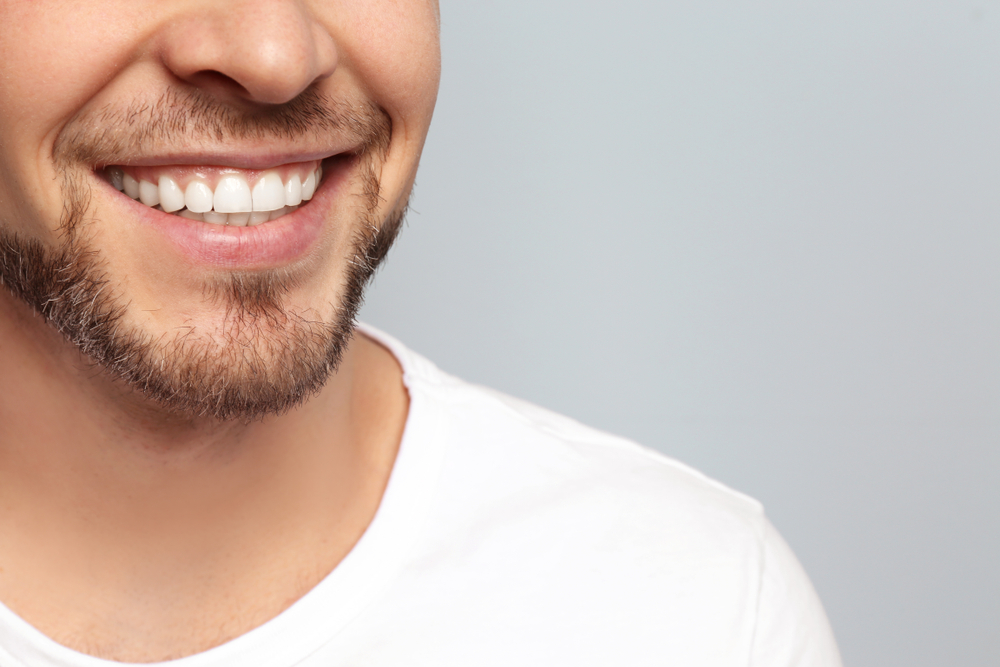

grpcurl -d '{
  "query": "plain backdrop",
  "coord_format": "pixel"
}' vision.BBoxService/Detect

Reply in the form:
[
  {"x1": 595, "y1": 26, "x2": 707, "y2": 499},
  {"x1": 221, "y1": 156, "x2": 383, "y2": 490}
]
[{"x1": 359, "y1": 2, "x2": 1000, "y2": 665}]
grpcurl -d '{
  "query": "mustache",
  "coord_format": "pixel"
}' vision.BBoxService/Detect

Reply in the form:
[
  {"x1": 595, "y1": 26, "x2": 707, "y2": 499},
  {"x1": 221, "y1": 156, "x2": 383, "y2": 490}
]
[{"x1": 53, "y1": 87, "x2": 391, "y2": 168}]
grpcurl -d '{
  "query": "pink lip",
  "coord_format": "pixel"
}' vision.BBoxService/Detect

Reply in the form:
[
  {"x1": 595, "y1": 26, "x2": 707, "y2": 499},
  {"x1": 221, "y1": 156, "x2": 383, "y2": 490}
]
[
  {"x1": 108, "y1": 155, "x2": 353, "y2": 268},
  {"x1": 106, "y1": 148, "x2": 355, "y2": 170}
]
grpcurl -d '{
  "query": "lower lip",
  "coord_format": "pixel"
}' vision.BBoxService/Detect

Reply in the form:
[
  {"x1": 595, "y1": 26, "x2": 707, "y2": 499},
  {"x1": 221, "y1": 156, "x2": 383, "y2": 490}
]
[{"x1": 119, "y1": 157, "x2": 351, "y2": 268}]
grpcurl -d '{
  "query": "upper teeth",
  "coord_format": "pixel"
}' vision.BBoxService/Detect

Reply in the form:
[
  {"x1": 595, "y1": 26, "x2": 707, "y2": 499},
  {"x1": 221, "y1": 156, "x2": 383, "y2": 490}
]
[{"x1": 109, "y1": 166, "x2": 322, "y2": 227}]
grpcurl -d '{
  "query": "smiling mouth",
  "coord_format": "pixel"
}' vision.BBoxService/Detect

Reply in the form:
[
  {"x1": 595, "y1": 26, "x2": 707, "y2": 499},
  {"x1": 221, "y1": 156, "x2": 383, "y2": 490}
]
[{"x1": 104, "y1": 159, "x2": 326, "y2": 227}]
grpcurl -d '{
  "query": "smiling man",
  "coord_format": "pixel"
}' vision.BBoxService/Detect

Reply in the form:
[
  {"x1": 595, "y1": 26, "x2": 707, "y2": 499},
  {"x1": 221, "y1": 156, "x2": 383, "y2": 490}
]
[{"x1": 0, "y1": 1, "x2": 841, "y2": 666}]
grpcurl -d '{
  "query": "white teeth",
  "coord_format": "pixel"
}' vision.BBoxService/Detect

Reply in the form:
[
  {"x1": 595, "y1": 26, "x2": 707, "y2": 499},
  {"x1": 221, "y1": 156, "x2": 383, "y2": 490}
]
[
  {"x1": 284, "y1": 174, "x2": 302, "y2": 207},
  {"x1": 248, "y1": 210, "x2": 271, "y2": 225},
  {"x1": 228, "y1": 211, "x2": 251, "y2": 226},
  {"x1": 116, "y1": 166, "x2": 319, "y2": 224},
  {"x1": 172, "y1": 204, "x2": 295, "y2": 226},
  {"x1": 185, "y1": 181, "x2": 214, "y2": 213},
  {"x1": 159, "y1": 176, "x2": 185, "y2": 213},
  {"x1": 138, "y1": 180, "x2": 160, "y2": 207},
  {"x1": 301, "y1": 171, "x2": 316, "y2": 201},
  {"x1": 109, "y1": 168, "x2": 124, "y2": 191},
  {"x1": 123, "y1": 173, "x2": 140, "y2": 199},
  {"x1": 202, "y1": 210, "x2": 228, "y2": 224},
  {"x1": 252, "y1": 172, "x2": 285, "y2": 212},
  {"x1": 214, "y1": 175, "x2": 252, "y2": 213}
]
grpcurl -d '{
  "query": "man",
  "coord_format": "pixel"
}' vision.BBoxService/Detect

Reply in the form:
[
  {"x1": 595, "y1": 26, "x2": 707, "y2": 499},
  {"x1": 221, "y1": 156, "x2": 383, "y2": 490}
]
[{"x1": 0, "y1": 1, "x2": 841, "y2": 665}]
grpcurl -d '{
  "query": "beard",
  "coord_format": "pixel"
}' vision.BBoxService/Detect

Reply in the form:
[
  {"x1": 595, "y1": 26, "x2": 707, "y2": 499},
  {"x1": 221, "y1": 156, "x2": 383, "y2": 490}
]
[{"x1": 0, "y1": 89, "x2": 404, "y2": 421}]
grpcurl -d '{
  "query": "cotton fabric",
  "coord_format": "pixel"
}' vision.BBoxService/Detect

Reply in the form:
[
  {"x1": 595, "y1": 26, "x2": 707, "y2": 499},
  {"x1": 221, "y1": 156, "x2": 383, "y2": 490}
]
[{"x1": 0, "y1": 324, "x2": 842, "y2": 667}]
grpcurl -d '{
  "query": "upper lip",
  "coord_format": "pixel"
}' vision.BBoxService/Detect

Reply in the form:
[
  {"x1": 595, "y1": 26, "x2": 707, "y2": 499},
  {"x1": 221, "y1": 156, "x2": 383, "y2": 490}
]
[{"x1": 95, "y1": 146, "x2": 358, "y2": 171}]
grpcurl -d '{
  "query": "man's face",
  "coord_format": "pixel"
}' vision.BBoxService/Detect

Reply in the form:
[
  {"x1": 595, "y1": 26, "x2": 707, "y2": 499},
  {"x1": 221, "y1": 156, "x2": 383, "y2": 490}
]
[{"x1": 0, "y1": 0, "x2": 440, "y2": 419}]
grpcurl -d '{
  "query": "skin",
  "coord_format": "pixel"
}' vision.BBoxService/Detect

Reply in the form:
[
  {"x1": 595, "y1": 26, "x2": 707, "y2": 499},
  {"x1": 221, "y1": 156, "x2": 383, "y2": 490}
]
[{"x1": 0, "y1": 0, "x2": 440, "y2": 661}]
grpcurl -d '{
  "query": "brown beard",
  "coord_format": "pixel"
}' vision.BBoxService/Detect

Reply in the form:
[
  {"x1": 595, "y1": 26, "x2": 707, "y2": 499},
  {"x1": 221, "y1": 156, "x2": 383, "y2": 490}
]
[{"x1": 0, "y1": 90, "x2": 404, "y2": 421}]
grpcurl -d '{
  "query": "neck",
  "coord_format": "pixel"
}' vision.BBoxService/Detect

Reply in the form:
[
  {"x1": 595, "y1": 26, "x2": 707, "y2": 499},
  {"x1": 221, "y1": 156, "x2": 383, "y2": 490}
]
[{"x1": 0, "y1": 291, "x2": 408, "y2": 661}]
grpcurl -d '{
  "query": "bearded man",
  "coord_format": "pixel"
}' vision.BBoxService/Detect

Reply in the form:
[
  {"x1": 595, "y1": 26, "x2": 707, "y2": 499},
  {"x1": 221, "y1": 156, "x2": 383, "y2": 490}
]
[{"x1": 0, "y1": 1, "x2": 841, "y2": 665}]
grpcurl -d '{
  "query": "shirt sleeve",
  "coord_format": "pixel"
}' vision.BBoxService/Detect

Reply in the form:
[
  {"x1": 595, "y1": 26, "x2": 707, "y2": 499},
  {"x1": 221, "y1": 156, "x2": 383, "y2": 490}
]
[{"x1": 749, "y1": 517, "x2": 843, "y2": 667}]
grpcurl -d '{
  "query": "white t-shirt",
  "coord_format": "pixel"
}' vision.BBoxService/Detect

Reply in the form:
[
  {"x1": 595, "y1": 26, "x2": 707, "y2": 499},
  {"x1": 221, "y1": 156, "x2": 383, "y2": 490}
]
[{"x1": 0, "y1": 324, "x2": 842, "y2": 667}]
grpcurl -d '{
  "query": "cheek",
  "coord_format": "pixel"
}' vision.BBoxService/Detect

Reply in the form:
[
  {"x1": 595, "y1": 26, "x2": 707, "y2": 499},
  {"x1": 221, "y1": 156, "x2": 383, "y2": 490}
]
[
  {"x1": 328, "y1": 0, "x2": 440, "y2": 215},
  {"x1": 0, "y1": 3, "x2": 140, "y2": 132},
  {"x1": 0, "y1": 2, "x2": 140, "y2": 231},
  {"x1": 335, "y1": 1, "x2": 441, "y2": 137}
]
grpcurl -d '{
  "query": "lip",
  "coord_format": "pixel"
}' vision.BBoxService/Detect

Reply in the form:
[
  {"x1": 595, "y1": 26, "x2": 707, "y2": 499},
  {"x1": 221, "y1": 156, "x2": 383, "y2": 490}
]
[
  {"x1": 106, "y1": 148, "x2": 351, "y2": 171},
  {"x1": 104, "y1": 153, "x2": 356, "y2": 268}
]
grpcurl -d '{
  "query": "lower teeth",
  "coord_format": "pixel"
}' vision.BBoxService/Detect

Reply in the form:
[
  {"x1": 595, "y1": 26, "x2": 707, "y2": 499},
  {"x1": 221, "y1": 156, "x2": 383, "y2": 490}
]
[{"x1": 158, "y1": 205, "x2": 298, "y2": 226}]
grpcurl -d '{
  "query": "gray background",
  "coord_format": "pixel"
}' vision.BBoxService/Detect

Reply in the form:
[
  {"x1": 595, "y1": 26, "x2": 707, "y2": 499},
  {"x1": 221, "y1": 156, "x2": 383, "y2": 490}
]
[{"x1": 359, "y1": 1, "x2": 1000, "y2": 665}]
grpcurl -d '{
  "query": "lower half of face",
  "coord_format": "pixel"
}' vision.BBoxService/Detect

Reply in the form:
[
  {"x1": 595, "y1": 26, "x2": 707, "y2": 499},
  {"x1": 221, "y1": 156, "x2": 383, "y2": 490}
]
[
  {"x1": 0, "y1": 1, "x2": 440, "y2": 420},
  {"x1": 0, "y1": 101, "x2": 410, "y2": 421}
]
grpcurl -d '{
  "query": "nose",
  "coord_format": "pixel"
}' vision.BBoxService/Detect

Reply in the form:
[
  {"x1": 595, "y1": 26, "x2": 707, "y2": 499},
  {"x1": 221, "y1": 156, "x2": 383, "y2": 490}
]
[{"x1": 157, "y1": 0, "x2": 338, "y2": 105}]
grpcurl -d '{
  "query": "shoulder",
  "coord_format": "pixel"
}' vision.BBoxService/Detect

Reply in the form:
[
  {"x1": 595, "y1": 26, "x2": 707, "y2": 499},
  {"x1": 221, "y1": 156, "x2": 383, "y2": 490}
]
[
  {"x1": 364, "y1": 320, "x2": 768, "y2": 568},
  {"x1": 358, "y1": 325, "x2": 841, "y2": 666},
  {"x1": 401, "y1": 346, "x2": 768, "y2": 549}
]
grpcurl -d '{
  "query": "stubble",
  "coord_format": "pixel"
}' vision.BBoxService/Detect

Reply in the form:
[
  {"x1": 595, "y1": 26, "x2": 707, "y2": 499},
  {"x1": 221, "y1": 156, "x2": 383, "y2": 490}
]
[{"x1": 0, "y1": 89, "x2": 404, "y2": 421}]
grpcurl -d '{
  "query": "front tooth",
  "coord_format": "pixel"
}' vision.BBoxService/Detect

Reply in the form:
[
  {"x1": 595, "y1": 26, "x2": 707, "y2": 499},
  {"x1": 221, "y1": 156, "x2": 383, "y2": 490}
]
[
  {"x1": 159, "y1": 176, "x2": 185, "y2": 213},
  {"x1": 228, "y1": 211, "x2": 251, "y2": 226},
  {"x1": 284, "y1": 174, "x2": 302, "y2": 207},
  {"x1": 248, "y1": 210, "x2": 271, "y2": 225},
  {"x1": 252, "y1": 172, "x2": 285, "y2": 211},
  {"x1": 178, "y1": 210, "x2": 204, "y2": 222},
  {"x1": 301, "y1": 171, "x2": 316, "y2": 201},
  {"x1": 123, "y1": 173, "x2": 140, "y2": 199},
  {"x1": 185, "y1": 181, "x2": 214, "y2": 213},
  {"x1": 214, "y1": 175, "x2": 252, "y2": 213},
  {"x1": 268, "y1": 206, "x2": 289, "y2": 221},
  {"x1": 203, "y1": 210, "x2": 228, "y2": 224},
  {"x1": 138, "y1": 180, "x2": 160, "y2": 207},
  {"x1": 109, "y1": 168, "x2": 124, "y2": 191}
]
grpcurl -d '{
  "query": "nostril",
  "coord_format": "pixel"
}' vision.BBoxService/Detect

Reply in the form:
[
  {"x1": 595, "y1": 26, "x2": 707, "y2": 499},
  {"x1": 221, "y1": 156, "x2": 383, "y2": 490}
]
[{"x1": 186, "y1": 70, "x2": 250, "y2": 99}]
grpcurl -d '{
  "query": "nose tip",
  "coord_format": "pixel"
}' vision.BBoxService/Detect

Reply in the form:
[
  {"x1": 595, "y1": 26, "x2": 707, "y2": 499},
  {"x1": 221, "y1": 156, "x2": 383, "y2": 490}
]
[{"x1": 159, "y1": 2, "x2": 338, "y2": 105}]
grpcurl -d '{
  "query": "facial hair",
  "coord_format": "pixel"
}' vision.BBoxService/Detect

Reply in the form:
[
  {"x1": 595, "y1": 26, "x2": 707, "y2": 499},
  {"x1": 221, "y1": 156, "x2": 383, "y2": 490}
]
[{"x1": 0, "y1": 89, "x2": 403, "y2": 421}]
